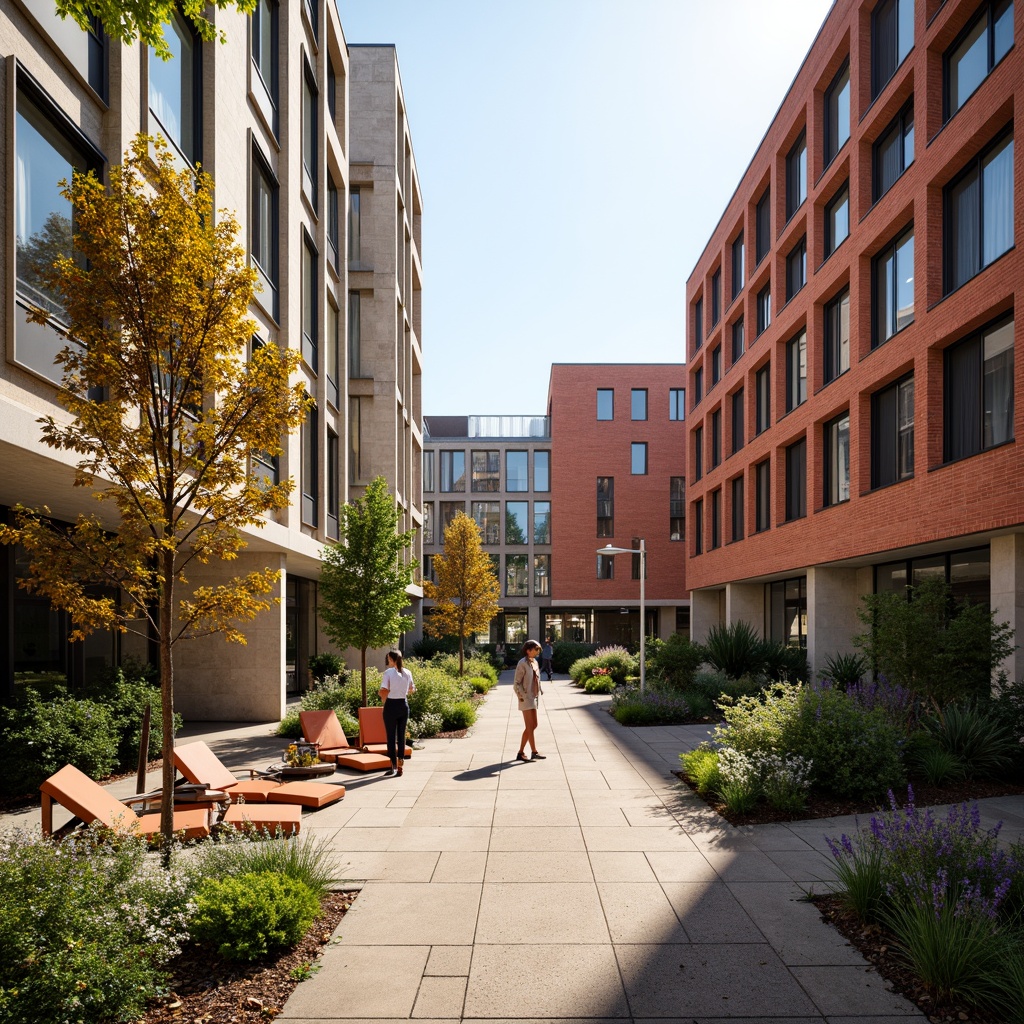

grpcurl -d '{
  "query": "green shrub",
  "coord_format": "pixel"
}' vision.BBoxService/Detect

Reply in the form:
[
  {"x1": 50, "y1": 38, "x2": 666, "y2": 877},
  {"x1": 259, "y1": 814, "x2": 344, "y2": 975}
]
[
  {"x1": 430, "y1": 653, "x2": 496, "y2": 685},
  {"x1": 610, "y1": 686, "x2": 691, "y2": 726},
  {"x1": 308, "y1": 652, "x2": 344, "y2": 682},
  {"x1": 821, "y1": 651, "x2": 868, "y2": 688},
  {"x1": 442, "y1": 700, "x2": 477, "y2": 731},
  {"x1": 552, "y1": 641, "x2": 598, "y2": 673},
  {"x1": 761, "y1": 640, "x2": 808, "y2": 682},
  {"x1": 646, "y1": 633, "x2": 705, "y2": 689},
  {"x1": 406, "y1": 664, "x2": 473, "y2": 725},
  {"x1": 704, "y1": 620, "x2": 766, "y2": 679},
  {"x1": 409, "y1": 634, "x2": 461, "y2": 658},
  {"x1": 924, "y1": 703, "x2": 1017, "y2": 779},
  {"x1": 592, "y1": 646, "x2": 637, "y2": 683},
  {"x1": 276, "y1": 678, "x2": 360, "y2": 738},
  {"x1": 583, "y1": 676, "x2": 615, "y2": 694},
  {"x1": 407, "y1": 711, "x2": 443, "y2": 739},
  {"x1": 191, "y1": 871, "x2": 321, "y2": 962},
  {"x1": 906, "y1": 735, "x2": 966, "y2": 786},
  {"x1": 678, "y1": 688, "x2": 715, "y2": 718},
  {"x1": 714, "y1": 681, "x2": 803, "y2": 754},
  {"x1": 568, "y1": 655, "x2": 600, "y2": 684},
  {"x1": 468, "y1": 675, "x2": 495, "y2": 694},
  {"x1": 679, "y1": 745, "x2": 721, "y2": 794},
  {"x1": 988, "y1": 679, "x2": 1024, "y2": 773}
]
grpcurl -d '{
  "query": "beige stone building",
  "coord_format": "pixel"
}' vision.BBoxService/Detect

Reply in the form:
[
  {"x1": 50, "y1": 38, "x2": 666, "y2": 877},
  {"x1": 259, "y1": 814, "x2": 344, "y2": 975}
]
[{"x1": 0, "y1": 1, "x2": 423, "y2": 719}]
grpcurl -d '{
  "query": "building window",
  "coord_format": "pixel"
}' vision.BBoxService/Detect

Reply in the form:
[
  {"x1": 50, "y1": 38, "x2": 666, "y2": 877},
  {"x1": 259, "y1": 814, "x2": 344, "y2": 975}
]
[
  {"x1": 755, "y1": 459, "x2": 771, "y2": 532},
  {"x1": 824, "y1": 288, "x2": 850, "y2": 385},
  {"x1": 670, "y1": 476, "x2": 685, "y2": 541},
  {"x1": 326, "y1": 300, "x2": 339, "y2": 408},
  {"x1": 597, "y1": 388, "x2": 614, "y2": 420},
  {"x1": 596, "y1": 553, "x2": 614, "y2": 579},
  {"x1": 327, "y1": 56, "x2": 336, "y2": 119},
  {"x1": 422, "y1": 502, "x2": 434, "y2": 545},
  {"x1": 711, "y1": 269, "x2": 721, "y2": 326},
  {"x1": 422, "y1": 553, "x2": 434, "y2": 583},
  {"x1": 630, "y1": 539, "x2": 646, "y2": 581},
  {"x1": 710, "y1": 489, "x2": 721, "y2": 550},
  {"x1": 711, "y1": 410, "x2": 721, "y2": 468},
  {"x1": 669, "y1": 389, "x2": 686, "y2": 420},
  {"x1": 302, "y1": 0, "x2": 318, "y2": 37},
  {"x1": 874, "y1": 99, "x2": 914, "y2": 201},
  {"x1": 327, "y1": 178, "x2": 339, "y2": 270},
  {"x1": 755, "y1": 364, "x2": 771, "y2": 435},
  {"x1": 302, "y1": 232, "x2": 317, "y2": 371},
  {"x1": 302, "y1": 62, "x2": 317, "y2": 205},
  {"x1": 874, "y1": 227, "x2": 915, "y2": 347},
  {"x1": 732, "y1": 388, "x2": 745, "y2": 454},
  {"x1": 755, "y1": 187, "x2": 771, "y2": 265},
  {"x1": 824, "y1": 61, "x2": 850, "y2": 165},
  {"x1": 440, "y1": 501, "x2": 463, "y2": 530},
  {"x1": 786, "y1": 237, "x2": 806, "y2": 301},
  {"x1": 756, "y1": 282, "x2": 771, "y2": 336},
  {"x1": 534, "y1": 501, "x2": 551, "y2": 544},
  {"x1": 534, "y1": 450, "x2": 550, "y2": 491},
  {"x1": 631, "y1": 388, "x2": 648, "y2": 420},
  {"x1": 825, "y1": 183, "x2": 850, "y2": 256},
  {"x1": 872, "y1": 375, "x2": 915, "y2": 488},
  {"x1": 348, "y1": 188, "x2": 361, "y2": 264},
  {"x1": 694, "y1": 499, "x2": 704, "y2": 555},
  {"x1": 21, "y1": 0, "x2": 107, "y2": 99},
  {"x1": 149, "y1": 10, "x2": 200, "y2": 164},
  {"x1": 711, "y1": 346, "x2": 722, "y2": 387},
  {"x1": 824, "y1": 413, "x2": 851, "y2": 507},
  {"x1": 694, "y1": 367, "x2": 704, "y2": 406},
  {"x1": 945, "y1": 314, "x2": 1014, "y2": 462},
  {"x1": 731, "y1": 475, "x2": 745, "y2": 542},
  {"x1": 945, "y1": 131, "x2": 1014, "y2": 294},
  {"x1": 423, "y1": 451, "x2": 435, "y2": 493},
  {"x1": 534, "y1": 554, "x2": 550, "y2": 597},
  {"x1": 302, "y1": 405, "x2": 318, "y2": 526},
  {"x1": 768, "y1": 577, "x2": 807, "y2": 647},
  {"x1": 506, "y1": 554, "x2": 528, "y2": 597},
  {"x1": 349, "y1": 396, "x2": 362, "y2": 484},
  {"x1": 785, "y1": 439, "x2": 806, "y2": 522},
  {"x1": 631, "y1": 442, "x2": 648, "y2": 475},
  {"x1": 786, "y1": 331, "x2": 807, "y2": 412},
  {"x1": 471, "y1": 450, "x2": 501, "y2": 492},
  {"x1": 505, "y1": 501, "x2": 528, "y2": 544},
  {"x1": 597, "y1": 477, "x2": 614, "y2": 537},
  {"x1": 945, "y1": 0, "x2": 1014, "y2": 120},
  {"x1": 440, "y1": 450, "x2": 466, "y2": 492},
  {"x1": 732, "y1": 318, "x2": 745, "y2": 363},
  {"x1": 472, "y1": 501, "x2": 501, "y2": 544},
  {"x1": 872, "y1": 0, "x2": 914, "y2": 99},
  {"x1": 251, "y1": 148, "x2": 279, "y2": 316},
  {"x1": 326, "y1": 428, "x2": 339, "y2": 539},
  {"x1": 694, "y1": 426, "x2": 704, "y2": 481},
  {"x1": 506, "y1": 450, "x2": 528, "y2": 491},
  {"x1": 732, "y1": 232, "x2": 745, "y2": 299},
  {"x1": 348, "y1": 292, "x2": 361, "y2": 376},
  {"x1": 694, "y1": 296, "x2": 704, "y2": 349},
  {"x1": 786, "y1": 131, "x2": 807, "y2": 219}
]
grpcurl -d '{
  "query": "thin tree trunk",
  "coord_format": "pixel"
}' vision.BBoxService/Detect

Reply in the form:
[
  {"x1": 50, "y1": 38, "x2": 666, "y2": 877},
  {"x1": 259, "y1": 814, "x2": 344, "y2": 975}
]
[
  {"x1": 459, "y1": 635, "x2": 464, "y2": 676},
  {"x1": 159, "y1": 549, "x2": 176, "y2": 862}
]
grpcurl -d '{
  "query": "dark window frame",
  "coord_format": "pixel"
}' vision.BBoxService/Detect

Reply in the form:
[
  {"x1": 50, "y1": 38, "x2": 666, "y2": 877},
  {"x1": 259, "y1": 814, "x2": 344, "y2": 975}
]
[
  {"x1": 755, "y1": 459, "x2": 771, "y2": 532},
  {"x1": 873, "y1": 225, "x2": 915, "y2": 348},
  {"x1": 732, "y1": 317, "x2": 745, "y2": 363},
  {"x1": 786, "y1": 236, "x2": 807, "y2": 301},
  {"x1": 631, "y1": 388, "x2": 648, "y2": 421},
  {"x1": 786, "y1": 330, "x2": 807, "y2": 412},
  {"x1": 732, "y1": 232, "x2": 745, "y2": 299},
  {"x1": 823, "y1": 287, "x2": 850, "y2": 385},
  {"x1": 785, "y1": 438, "x2": 807, "y2": 522},
  {"x1": 871, "y1": 373, "x2": 915, "y2": 488},
  {"x1": 873, "y1": 98, "x2": 914, "y2": 201},
  {"x1": 755, "y1": 363, "x2": 771, "y2": 435},
  {"x1": 731, "y1": 387, "x2": 745, "y2": 455},
  {"x1": 944, "y1": 0, "x2": 1015, "y2": 122},
  {"x1": 823, "y1": 411, "x2": 851, "y2": 508},
  {"x1": 786, "y1": 131, "x2": 807, "y2": 220},
  {"x1": 824, "y1": 60, "x2": 850, "y2": 165},
  {"x1": 731, "y1": 475, "x2": 745, "y2": 542},
  {"x1": 756, "y1": 282, "x2": 771, "y2": 336},
  {"x1": 755, "y1": 187, "x2": 771, "y2": 265},
  {"x1": 871, "y1": 0, "x2": 914, "y2": 100},
  {"x1": 825, "y1": 181, "x2": 850, "y2": 257},
  {"x1": 711, "y1": 409, "x2": 721, "y2": 469}
]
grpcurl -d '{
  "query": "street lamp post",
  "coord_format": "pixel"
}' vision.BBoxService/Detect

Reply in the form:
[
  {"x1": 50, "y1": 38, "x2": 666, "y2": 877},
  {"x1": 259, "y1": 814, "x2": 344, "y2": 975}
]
[{"x1": 596, "y1": 539, "x2": 646, "y2": 692}]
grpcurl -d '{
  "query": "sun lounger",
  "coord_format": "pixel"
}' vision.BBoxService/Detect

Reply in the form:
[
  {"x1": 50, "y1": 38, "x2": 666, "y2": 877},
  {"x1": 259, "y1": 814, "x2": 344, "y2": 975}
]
[
  {"x1": 357, "y1": 705, "x2": 412, "y2": 758},
  {"x1": 40, "y1": 763, "x2": 212, "y2": 841},
  {"x1": 223, "y1": 802, "x2": 301, "y2": 836},
  {"x1": 300, "y1": 710, "x2": 392, "y2": 771}
]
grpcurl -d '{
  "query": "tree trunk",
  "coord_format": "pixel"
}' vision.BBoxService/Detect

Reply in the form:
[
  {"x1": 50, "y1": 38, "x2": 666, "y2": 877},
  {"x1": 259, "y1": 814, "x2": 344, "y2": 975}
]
[
  {"x1": 158, "y1": 549, "x2": 176, "y2": 862},
  {"x1": 458, "y1": 635, "x2": 464, "y2": 677},
  {"x1": 360, "y1": 646, "x2": 367, "y2": 707}
]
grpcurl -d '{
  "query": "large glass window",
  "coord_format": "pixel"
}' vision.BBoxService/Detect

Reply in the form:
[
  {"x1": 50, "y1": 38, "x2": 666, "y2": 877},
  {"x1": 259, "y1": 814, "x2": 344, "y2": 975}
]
[
  {"x1": 825, "y1": 61, "x2": 850, "y2": 164},
  {"x1": 472, "y1": 501, "x2": 501, "y2": 544},
  {"x1": 631, "y1": 389, "x2": 648, "y2": 421},
  {"x1": 534, "y1": 555, "x2": 550, "y2": 597},
  {"x1": 251, "y1": 148, "x2": 278, "y2": 315},
  {"x1": 631, "y1": 442, "x2": 648, "y2": 475},
  {"x1": 423, "y1": 451, "x2": 435, "y2": 493},
  {"x1": 422, "y1": 502, "x2": 434, "y2": 545},
  {"x1": 825, "y1": 183, "x2": 850, "y2": 256},
  {"x1": 348, "y1": 189, "x2": 361, "y2": 264},
  {"x1": 596, "y1": 553, "x2": 614, "y2": 579},
  {"x1": 872, "y1": 0, "x2": 914, "y2": 99},
  {"x1": 786, "y1": 331, "x2": 807, "y2": 412},
  {"x1": 874, "y1": 227, "x2": 915, "y2": 346},
  {"x1": 756, "y1": 282, "x2": 771, "y2": 336},
  {"x1": 326, "y1": 300, "x2": 339, "y2": 408},
  {"x1": 506, "y1": 554, "x2": 528, "y2": 597},
  {"x1": 348, "y1": 396, "x2": 362, "y2": 484},
  {"x1": 694, "y1": 367, "x2": 704, "y2": 406},
  {"x1": 768, "y1": 577, "x2": 807, "y2": 648},
  {"x1": 440, "y1": 450, "x2": 466, "y2": 492},
  {"x1": 694, "y1": 297, "x2": 704, "y2": 349},
  {"x1": 824, "y1": 413, "x2": 850, "y2": 507},
  {"x1": 471, "y1": 450, "x2": 500, "y2": 492},
  {"x1": 710, "y1": 489, "x2": 721, "y2": 550},
  {"x1": 534, "y1": 450, "x2": 550, "y2": 491},
  {"x1": 732, "y1": 232, "x2": 745, "y2": 299},
  {"x1": 755, "y1": 459, "x2": 771, "y2": 532},
  {"x1": 670, "y1": 477, "x2": 685, "y2": 541},
  {"x1": 505, "y1": 502, "x2": 528, "y2": 544},
  {"x1": 597, "y1": 477, "x2": 613, "y2": 537},
  {"x1": 945, "y1": 131, "x2": 1014, "y2": 294},
  {"x1": 732, "y1": 388, "x2": 745, "y2": 454},
  {"x1": 874, "y1": 99, "x2": 914, "y2": 201},
  {"x1": 669, "y1": 389, "x2": 686, "y2": 420},
  {"x1": 732, "y1": 318, "x2": 745, "y2": 363},
  {"x1": 533, "y1": 501, "x2": 551, "y2": 544},
  {"x1": 22, "y1": 0, "x2": 106, "y2": 98},
  {"x1": 440, "y1": 501, "x2": 463, "y2": 530},
  {"x1": 348, "y1": 292, "x2": 361, "y2": 377},
  {"x1": 731, "y1": 475, "x2": 745, "y2": 542},
  {"x1": 755, "y1": 364, "x2": 771, "y2": 434},
  {"x1": 711, "y1": 346, "x2": 722, "y2": 387},
  {"x1": 251, "y1": 0, "x2": 277, "y2": 109},
  {"x1": 301, "y1": 232, "x2": 317, "y2": 371},
  {"x1": 944, "y1": 315, "x2": 1014, "y2": 461},
  {"x1": 326, "y1": 429, "x2": 339, "y2": 539},
  {"x1": 945, "y1": 0, "x2": 1014, "y2": 120},
  {"x1": 785, "y1": 439, "x2": 806, "y2": 522},
  {"x1": 149, "y1": 10, "x2": 198, "y2": 163},
  {"x1": 786, "y1": 132, "x2": 807, "y2": 219},
  {"x1": 711, "y1": 410, "x2": 721, "y2": 468},
  {"x1": 694, "y1": 426, "x2": 704, "y2": 481},
  {"x1": 824, "y1": 288, "x2": 850, "y2": 384},
  {"x1": 786, "y1": 237, "x2": 806, "y2": 301},
  {"x1": 506, "y1": 450, "x2": 528, "y2": 491},
  {"x1": 872, "y1": 375, "x2": 914, "y2": 488},
  {"x1": 711, "y1": 269, "x2": 721, "y2": 326},
  {"x1": 302, "y1": 62, "x2": 317, "y2": 205},
  {"x1": 302, "y1": 405, "x2": 318, "y2": 526},
  {"x1": 327, "y1": 178, "x2": 339, "y2": 270},
  {"x1": 597, "y1": 388, "x2": 614, "y2": 420},
  {"x1": 756, "y1": 187, "x2": 771, "y2": 265},
  {"x1": 694, "y1": 499, "x2": 704, "y2": 556}
]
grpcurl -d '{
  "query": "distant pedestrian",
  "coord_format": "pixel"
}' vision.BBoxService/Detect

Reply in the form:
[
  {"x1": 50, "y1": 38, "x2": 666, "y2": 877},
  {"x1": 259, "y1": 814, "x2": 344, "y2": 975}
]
[
  {"x1": 513, "y1": 640, "x2": 545, "y2": 761},
  {"x1": 540, "y1": 639, "x2": 554, "y2": 681},
  {"x1": 379, "y1": 650, "x2": 415, "y2": 777}
]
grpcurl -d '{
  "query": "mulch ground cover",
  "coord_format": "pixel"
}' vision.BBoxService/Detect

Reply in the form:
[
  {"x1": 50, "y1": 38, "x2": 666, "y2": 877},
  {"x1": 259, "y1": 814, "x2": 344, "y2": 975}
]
[{"x1": 143, "y1": 890, "x2": 358, "y2": 1023}]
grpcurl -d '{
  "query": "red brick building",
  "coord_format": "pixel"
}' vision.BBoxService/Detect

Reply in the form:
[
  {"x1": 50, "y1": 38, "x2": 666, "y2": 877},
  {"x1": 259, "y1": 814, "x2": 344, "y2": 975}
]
[
  {"x1": 548, "y1": 363, "x2": 689, "y2": 645},
  {"x1": 684, "y1": 0, "x2": 1022, "y2": 680}
]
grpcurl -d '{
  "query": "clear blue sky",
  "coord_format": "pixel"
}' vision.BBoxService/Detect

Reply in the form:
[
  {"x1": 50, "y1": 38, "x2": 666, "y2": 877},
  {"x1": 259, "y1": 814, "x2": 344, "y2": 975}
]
[{"x1": 336, "y1": 1, "x2": 835, "y2": 416}]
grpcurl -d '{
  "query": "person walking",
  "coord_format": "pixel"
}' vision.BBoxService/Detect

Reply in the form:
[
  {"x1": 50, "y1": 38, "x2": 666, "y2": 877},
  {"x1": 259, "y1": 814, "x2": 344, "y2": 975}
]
[
  {"x1": 379, "y1": 649, "x2": 415, "y2": 777},
  {"x1": 540, "y1": 638, "x2": 554, "y2": 681},
  {"x1": 513, "y1": 639, "x2": 545, "y2": 762}
]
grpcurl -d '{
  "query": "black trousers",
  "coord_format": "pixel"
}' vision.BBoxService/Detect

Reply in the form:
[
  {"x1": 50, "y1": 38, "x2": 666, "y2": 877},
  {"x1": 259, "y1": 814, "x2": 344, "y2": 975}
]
[{"x1": 382, "y1": 698, "x2": 409, "y2": 766}]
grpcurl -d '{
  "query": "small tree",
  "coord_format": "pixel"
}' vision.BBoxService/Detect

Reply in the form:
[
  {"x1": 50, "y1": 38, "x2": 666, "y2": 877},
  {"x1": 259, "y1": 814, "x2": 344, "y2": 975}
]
[
  {"x1": 0, "y1": 136, "x2": 308, "y2": 849},
  {"x1": 424, "y1": 512, "x2": 500, "y2": 675},
  {"x1": 854, "y1": 575, "x2": 1016, "y2": 706},
  {"x1": 318, "y1": 477, "x2": 416, "y2": 707}
]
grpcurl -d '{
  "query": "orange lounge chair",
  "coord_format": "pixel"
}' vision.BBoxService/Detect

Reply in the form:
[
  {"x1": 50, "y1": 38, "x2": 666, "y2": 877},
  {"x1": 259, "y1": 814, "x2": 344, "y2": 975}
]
[
  {"x1": 300, "y1": 710, "x2": 392, "y2": 772},
  {"x1": 40, "y1": 764, "x2": 212, "y2": 841},
  {"x1": 174, "y1": 741, "x2": 346, "y2": 809},
  {"x1": 223, "y1": 802, "x2": 301, "y2": 836},
  {"x1": 358, "y1": 705, "x2": 412, "y2": 758}
]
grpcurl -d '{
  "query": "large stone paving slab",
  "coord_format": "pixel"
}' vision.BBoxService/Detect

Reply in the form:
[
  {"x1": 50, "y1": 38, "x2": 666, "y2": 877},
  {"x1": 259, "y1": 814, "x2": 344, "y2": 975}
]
[
  {"x1": 475, "y1": 882, "x2": 610, "y2": 944},
  {"x1": 337, "y1": 882, "x2": 481, "y2": 945}
]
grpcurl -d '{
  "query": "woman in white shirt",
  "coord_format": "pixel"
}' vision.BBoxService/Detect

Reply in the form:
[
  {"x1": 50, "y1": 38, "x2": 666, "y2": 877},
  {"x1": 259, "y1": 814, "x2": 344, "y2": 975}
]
[
  {"x1": 378, "y1": 649, "x2": 416, "y2": 777},
  {"x1": 512, "y1": 640, "x2": 545, "y2": 761}
]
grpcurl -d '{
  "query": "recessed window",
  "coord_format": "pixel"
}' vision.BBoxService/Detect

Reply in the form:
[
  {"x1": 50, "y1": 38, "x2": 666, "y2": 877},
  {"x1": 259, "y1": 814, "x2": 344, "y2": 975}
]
[
  {"x1": 873, "y1": 227, "x2": 915, "y2": 347},
  {"x1": 874, "y1": 99, "x2": 914, "y2": 201},
  {"x1": 944, "y1": 315, "x2": 1014, "y2": 462},
  {"x1": 872, "y1": 375, "x2": 914, "y2": 488},
  {"x1": 711, "y1": 270, "x2": 721, "y2": 327},
  {"x1": 755, "y1": 364, "x2": 771, "y2": 435},
  {"x1": 534, "y1": 554, "x2": 550, "y2": 597},
  {"x1": 597, "y1": 477, "x2": 614, "y2": 537},
  {"x1": 302, "y1": 404, "x2": 318, "y2": 526},
  {"x1": 755, "y1": 459, "x2": 771, "y2": 532},
  {"x1": 506, "y1": 451, "x2": 528, "y2": 492},
  {"x1": 669, "y1": 389, "x2": 686, "y2": 421},
  {"x1": 823, "y1": 412, "x2": 851, "y2": 507},
  {"x1": 348, "y1": 291, "x2": 361, "y2": 377},
  {"x1": 423, "y1": 451, "x2": 435, "y2": 493},
  {"x1": 302, "y1": 232, "x2": 317, "y2": 371},
  {"x1": 872, "y1": 0, "x2": 914, "y2": 100},
  {"x1": 731, "y1": 388, "x2": 745, "y2": 454},
  {"x1": 756, "y1": 283, "x2": 771, "y2": 336},
  {"x1": 824, "y1": 61, "x2": 850, "y2": 165},
  {"x1": 732, "y1": 318, "x2": 745, "y2": 363},
  {"x1": 710, "y1": 489, "x2": 721, "y2": 550},
  {"x1": 711, "y1": 410, "x2": 721, "y2": 469},
  {"x1": 731, "y1": 476, "x2": 745, "y2": 542},
  {"x1": 349, "y1": 397, "x2": 363, "y2": 485},
  {"x1": 631, "y1": 389, "x2": 648, "y2": 421},
  {"x1": 824, "y1": 288, "x2": 850, "y2": 384},
  {"x1": 694, "y1": 367, "x2": 704, "y2": 406},
  {"x1": 786, "y1": 237, "x2": 807, "y2": 301},
  {"x1": 478, "y1": 500, "x2": 503, "y2": 545},
  {"x1": 327, "y1": 178, "x2": 339, "y2": 270},
  {"x1": 631, "y1": 442, "x2": 648, "y2": 475},
  {"x1": 348, "y1": 189, "x2": 361, "y2": 264},
  {"x1": 825, "y1": 183, "x2": 850, "y2": 256},
  {"x1": 786, "y1": 331, "x2": 807, "y2": 412},
  {"x1": 534, "y1": 451, "x2": 550, "y2": 492},
  {"x1": 732, "y1": 232, "x2": 745, "y2": 299},
  {"x1": 694, "y1": 498, "x2": 704, "y2": 556},
  {"x1": 597, "y1": 388, "x2": 614, "y2": 420},
  {"x1": 786, "y1": 132, "x2": 807, "y2": 220},
  {"x1": 534, "y1": 501, "x2": 551, "y2": 543},
  {"x1": 251, "y1": 147, "x2": 279, "y2": 313},
  {"x1": 440, "y1": 450, "x2": 466, "y2": 492},
  {"x1": 596, "y1": 553, "x2": 614, "y2": 579},
  {"x1": 326, "y1": 300, "x2": 339, "y2": 408},
  {"x1": 149, "y1": 10, "x2": 200, "y2": 164},
  {"x1": 785, "y1": 438, "x2": 807, "y2": 522},
  {"x1": 711, "y1": 346, "x2": 722, "y2": 387},
  {"x1": 755, "y1": 187, "x2": 771, "y2": 265},
  {"x1": 945, "y1": 0, "x2": 1014, "y2": 121},
  {"x1": 422, "y1": 503, "x2": 434, "y2": 545},
  {"x1": 694, "y1": 296, "x2": 704, "y2": 350},
  {"x1": 506, "y1": 554, "x2": 528, "y2": 597},
  {"x1": 251, "y1": 0, "x2": 278, "y2": 116},
  {"x1": 505, "y1": 501, "x2": 528, "y2": 545},
  {"x1": 302, "y1": 62, "x2": 317, "y2": 205},
  {"x1": 945, "y1": 131, "x2": 1014, "y2": 294},
  {"x1": 471, "y1": 451, "x2": 501, "y2": 492},
  {"x1": 694, "y1": 426, "x2": 704, "y2": 481},
  {"x1": 670, "y1": 477, "x2": 685, "y2": 541}
]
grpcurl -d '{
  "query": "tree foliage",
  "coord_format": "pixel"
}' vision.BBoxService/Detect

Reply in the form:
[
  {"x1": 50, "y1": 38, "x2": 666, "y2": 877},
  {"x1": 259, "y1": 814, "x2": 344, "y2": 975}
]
[
  {"x1": 56, "y1": 0, "x2": 258, "y2": 60},
  {"x1": 0, "y1": 135, "x2": 308, "y2": 848},
  {"x1": 317, "y1": 477, "x2": 416, "y2": 706},
  {"x1": 423, "y1": 512, "x2": 500, "y2": 675}
]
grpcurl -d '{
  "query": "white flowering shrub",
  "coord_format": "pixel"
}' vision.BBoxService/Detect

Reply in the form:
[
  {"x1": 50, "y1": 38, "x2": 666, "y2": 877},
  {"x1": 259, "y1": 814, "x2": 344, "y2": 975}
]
[{"x1": 714, "y1": 746, "x2": 813, "y2": 814}]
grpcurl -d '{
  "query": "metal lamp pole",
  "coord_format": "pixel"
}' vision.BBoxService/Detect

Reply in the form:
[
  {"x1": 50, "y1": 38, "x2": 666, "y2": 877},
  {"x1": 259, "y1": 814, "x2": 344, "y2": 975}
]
[{"x1": 596, "y1": 539, "x2": 646, "y2": 693}]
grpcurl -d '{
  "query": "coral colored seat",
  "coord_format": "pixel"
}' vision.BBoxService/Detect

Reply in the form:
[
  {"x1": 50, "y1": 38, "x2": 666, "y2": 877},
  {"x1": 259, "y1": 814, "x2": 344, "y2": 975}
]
[
  {"x1": 300, "y1": 710, "x2": 392, "y2": 771},
  {"x1": 40, "y1": 764, "x2": 212, "y2": 841},
  {"x1": 358, "y1": 706, "x2": 412, "y2": 758},
  {"x1": 223, "y1": 803, "x2": 301, "y2": 836}
]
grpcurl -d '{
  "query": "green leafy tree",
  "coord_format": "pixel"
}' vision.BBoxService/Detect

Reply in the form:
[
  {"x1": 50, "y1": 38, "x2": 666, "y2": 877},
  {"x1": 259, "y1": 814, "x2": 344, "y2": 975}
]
[
  {"x1": 424, "y1": 512, "x2": 501, "y2": 675},
  {"x1": 0, "y1": 136, "x2": 308, "y2": 850},
  {"x1": 318, "y1": 477, "x2": 416, "y2": 707}
]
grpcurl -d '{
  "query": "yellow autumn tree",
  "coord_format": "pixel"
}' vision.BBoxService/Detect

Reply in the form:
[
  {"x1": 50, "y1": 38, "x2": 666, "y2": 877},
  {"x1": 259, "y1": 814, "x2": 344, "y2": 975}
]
[
  {"x1": 0, "y1": 136, "x2": 308, "y2": 849},
  {"x1": 423, "y1": 512, "x2": 501, "y2": 676}
]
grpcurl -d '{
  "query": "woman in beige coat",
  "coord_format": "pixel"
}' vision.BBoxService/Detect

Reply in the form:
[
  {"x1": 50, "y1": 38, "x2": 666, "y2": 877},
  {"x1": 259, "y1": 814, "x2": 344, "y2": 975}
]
[{"x1": 512, "y1": 640, "x2": 545, "y2": 761}]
